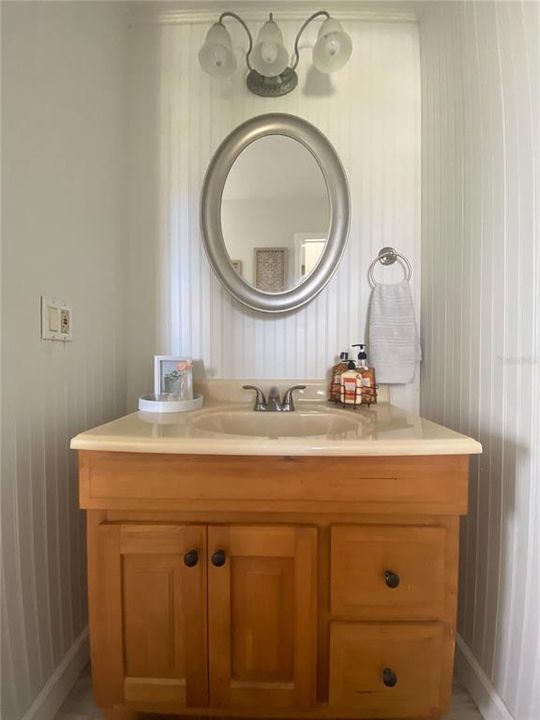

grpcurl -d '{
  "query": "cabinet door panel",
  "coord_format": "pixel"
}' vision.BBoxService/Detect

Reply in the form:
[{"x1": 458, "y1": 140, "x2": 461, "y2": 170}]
[
  {"x1": 230, "y1": 556, "x2": 295, "y2": 683},
  {"x1": 93, "y1": 523, "x2": 208, "y2": 710},
  {"x1": 122, "y1": 554, "x2": 184, "y2": 679},
  {"x1": 208, "y1": 525, "x2": 317, "y2": 709}
]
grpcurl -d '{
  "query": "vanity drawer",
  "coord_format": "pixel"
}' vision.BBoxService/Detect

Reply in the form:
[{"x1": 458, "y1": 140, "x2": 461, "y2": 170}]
[
  {"x1": 329, "y1": 621, "x2": 443, "y2": 717},
  {"x1": 330, "y1": 525, "x2": 447, "y2": 619}
]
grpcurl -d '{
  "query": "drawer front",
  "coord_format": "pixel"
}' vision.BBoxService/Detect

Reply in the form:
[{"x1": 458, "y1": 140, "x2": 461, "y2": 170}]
[
  {"x1": 329, "y1": 622, "x2": 444, "y2": 718},
  {"x1": 79, "y1": 451, "x2": 468, "y2": 515},
  {"x1": 331, "y1": 525, "x2": 447, "y2": 619}
]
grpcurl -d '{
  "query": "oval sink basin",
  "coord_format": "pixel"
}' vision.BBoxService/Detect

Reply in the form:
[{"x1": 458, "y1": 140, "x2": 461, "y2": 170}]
[{"x1": 191, "y1": 410, "x2": 361, "y2": 438}]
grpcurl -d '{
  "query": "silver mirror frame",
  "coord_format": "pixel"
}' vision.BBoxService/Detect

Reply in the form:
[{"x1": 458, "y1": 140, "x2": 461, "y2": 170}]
[{"x1": 200, "y1": 113, "x2": 350, "y2": 313}]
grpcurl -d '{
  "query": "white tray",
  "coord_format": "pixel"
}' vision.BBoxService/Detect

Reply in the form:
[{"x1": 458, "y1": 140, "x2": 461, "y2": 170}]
[{"x1": 138, "y1": 393, "x2": 203, "y2": 413}]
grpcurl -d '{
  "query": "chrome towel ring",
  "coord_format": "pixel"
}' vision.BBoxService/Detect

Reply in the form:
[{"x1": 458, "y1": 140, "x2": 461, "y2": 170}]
[{"x1": 368, "y1": 246, "x2": 412, "y2": 287}]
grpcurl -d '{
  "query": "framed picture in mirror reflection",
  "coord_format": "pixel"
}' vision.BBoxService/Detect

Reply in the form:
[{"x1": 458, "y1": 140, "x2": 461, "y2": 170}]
[{"x1": 254, "y1": 247, "x2": 288, "y2": 292}]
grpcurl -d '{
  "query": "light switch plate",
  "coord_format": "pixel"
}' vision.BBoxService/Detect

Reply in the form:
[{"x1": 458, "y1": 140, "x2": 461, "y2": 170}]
[{"x1": 41, "y1": 296, "x2": 73, "y2": 341}]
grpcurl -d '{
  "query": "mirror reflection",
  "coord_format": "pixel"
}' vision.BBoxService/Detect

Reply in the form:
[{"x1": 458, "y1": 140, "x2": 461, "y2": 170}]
[{"x1": 221, "y1": 135, "x2": 330, "y2": 293}]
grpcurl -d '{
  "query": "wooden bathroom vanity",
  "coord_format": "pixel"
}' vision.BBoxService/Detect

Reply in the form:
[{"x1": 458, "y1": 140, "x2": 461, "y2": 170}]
[{"x1": 73, "y1": 395, "x2": 481, "y2": 720}]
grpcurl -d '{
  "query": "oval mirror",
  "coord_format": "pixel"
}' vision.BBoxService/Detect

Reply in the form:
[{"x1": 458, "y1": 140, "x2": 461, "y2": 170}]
[{"x1": 200, "y1": 113, "x2": 350, "y2": 313}]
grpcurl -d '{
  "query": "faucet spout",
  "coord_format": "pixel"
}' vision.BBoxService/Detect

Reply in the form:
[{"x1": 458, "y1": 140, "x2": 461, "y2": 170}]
[{"x1": 266, "y1": 386, "x2": 282, "y2": 412}]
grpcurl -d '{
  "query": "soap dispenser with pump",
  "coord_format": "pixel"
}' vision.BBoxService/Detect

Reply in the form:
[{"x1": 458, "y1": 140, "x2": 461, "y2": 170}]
[{"x1": 352, "y1": 343, "x2": 377, "y2": 405}]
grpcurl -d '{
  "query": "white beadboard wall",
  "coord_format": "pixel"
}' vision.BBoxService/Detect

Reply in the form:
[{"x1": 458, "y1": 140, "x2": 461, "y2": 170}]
[
  {"x1": 1, "y1": 3, "x2": 128, "y2": 720},
  {"x1": 126, "y1": 9, "x2": 421, "y2": 412},
  {"x1": 419, "y1": 3, "x2": 539, "y2": 720}
]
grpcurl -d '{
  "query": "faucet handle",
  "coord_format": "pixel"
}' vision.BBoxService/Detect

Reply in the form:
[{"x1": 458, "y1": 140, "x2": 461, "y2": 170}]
[
  {"x1": 242, "y1": 385, "x2": 267, "y2": 412},
  {"x1": 281, "y1": 385, "x2": 307, "y2": 412}
]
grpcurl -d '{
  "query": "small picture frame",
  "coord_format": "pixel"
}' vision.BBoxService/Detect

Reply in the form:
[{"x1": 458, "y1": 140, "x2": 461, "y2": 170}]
[{"x1": 154, "y1": 355, "x2": 193, "y2": 400}]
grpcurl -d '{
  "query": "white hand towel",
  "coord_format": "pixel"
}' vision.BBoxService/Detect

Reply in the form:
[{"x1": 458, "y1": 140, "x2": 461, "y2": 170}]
[{"x1": 368, "y1": 280, "x2": 421, "y2": 384}]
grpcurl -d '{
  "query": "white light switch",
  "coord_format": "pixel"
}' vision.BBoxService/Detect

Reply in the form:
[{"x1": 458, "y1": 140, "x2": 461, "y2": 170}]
[
  {"x1": 41, "y1": 296, "x2": 73, "y2": 341},
  {"x1": 48, "y1": 306, "x2": 60, "y2": 332}
]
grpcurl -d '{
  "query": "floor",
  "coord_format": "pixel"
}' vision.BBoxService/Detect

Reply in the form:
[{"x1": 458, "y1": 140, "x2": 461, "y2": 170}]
[{"x1": 55, "y1": 666, "x2": 483, "y2": 720}]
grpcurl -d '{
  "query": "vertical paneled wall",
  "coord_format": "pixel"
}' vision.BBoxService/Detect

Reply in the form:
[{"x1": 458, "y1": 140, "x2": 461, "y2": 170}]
[
  {"x1": 127, "y1": 11, "x2": 421, "y2": 412},
  {"x1": 419, "y1": 3, "x2": 539, "y2": 719},
  {"x1": 1, "y1": 3, "x2": 127, "y2": 719}
]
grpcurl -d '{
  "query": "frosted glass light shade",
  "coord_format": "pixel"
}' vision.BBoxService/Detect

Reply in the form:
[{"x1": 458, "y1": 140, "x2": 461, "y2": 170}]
[
  {"x1": 313, "y1": 18, "x2": 352, "y2": 73},
  {"x1": 199, "y1": 23, "x2": 237, "y2": 79},
  {"x1": 251, "y1": 18, "x2": 289, "y2": 77}
]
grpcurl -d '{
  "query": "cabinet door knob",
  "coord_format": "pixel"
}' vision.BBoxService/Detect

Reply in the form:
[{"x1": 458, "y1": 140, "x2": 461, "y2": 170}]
[
  {"x1": 382, "y1": 667, "x2": 398, "y2": 687},
  {"x1": 183, "y1": 550, "x2": 199, "y2": 567},
  {"x1": 212, "y1": 549, "x2": 226, "y2": 567},
  {"x1": 384, "y1": 570, "x2": 400, "y2": 588}
]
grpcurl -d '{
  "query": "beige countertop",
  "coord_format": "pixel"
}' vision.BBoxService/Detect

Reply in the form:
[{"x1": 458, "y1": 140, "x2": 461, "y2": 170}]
[{"x1": 70, "y1": 380, "x2": 482, "y2": 457}]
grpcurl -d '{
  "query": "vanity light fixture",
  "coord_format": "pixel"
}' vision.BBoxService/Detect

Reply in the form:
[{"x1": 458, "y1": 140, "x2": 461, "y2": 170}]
[{"x1": 199, "y1": 10, "x2": 352, "y2": 97}]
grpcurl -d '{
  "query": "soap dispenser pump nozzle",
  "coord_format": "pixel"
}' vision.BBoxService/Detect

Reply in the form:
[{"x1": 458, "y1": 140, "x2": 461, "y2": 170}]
[{"x1": 352, "y1": 343, "x2": 368, "y2": 368}]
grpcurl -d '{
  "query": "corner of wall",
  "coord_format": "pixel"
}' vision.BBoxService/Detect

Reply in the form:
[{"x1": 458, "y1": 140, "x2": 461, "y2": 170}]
[
  {"x1": 455, "y1": 635, "x2": 516, "y2": 720},
  {"x1": 19, "y1": 630, "x2": 89, "y2": 720}
]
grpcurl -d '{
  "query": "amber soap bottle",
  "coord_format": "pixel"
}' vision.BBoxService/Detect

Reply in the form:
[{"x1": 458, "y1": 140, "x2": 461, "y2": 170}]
[
  {"x1": 340, "y1": 359, "x2": 359, "y2": 405},
  {"x1": 329, "y1": 351, "x2": 350, "y2": 402}
]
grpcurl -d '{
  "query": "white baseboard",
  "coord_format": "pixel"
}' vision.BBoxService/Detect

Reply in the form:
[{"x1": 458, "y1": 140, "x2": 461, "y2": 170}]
[
  {"x1": 20, "y1": 627, "x2": 90, "y2": 720},
  {"x1": 455, "y1": 634, "x2": 515, "y2": 720}
]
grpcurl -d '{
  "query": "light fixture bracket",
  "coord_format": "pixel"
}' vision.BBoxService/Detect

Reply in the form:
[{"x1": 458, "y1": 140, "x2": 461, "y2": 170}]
[{"x1": 246, "y1": 67, "x2": 298, "y2": 97}]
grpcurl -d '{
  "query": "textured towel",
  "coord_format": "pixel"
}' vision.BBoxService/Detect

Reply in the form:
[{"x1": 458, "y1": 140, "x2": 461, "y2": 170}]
[{"x1": 368, "y1": 280, "x2": 421, "y2": 384}]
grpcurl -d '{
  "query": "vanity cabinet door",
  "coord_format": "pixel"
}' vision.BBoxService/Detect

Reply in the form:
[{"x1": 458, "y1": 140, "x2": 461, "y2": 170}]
[
  {"x1": 91, "y1": 523, "x2": 208, "y2": 710},
  {"x1": 207, "y1": 525, "x2": 317, "y2": 709}
]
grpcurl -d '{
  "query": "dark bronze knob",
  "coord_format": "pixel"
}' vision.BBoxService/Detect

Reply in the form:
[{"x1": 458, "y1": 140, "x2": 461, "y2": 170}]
[
  {"x1": 183, "y1": 550, "x2": 198, "y2": 567},
  {"x1": 212, "y1": 549, "x2": 226, "y2": 567},
  {"x1": 384, "y1": 570, "x2": 400, "y2": 589},
  {"x1": 382, "y1": 667, "x2": 398, "y2": 688}
]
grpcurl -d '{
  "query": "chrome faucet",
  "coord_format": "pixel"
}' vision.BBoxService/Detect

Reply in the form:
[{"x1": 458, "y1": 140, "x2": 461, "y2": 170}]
[{"x1": 242, "y1": 384, "x2": 306, "y2": 412}]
